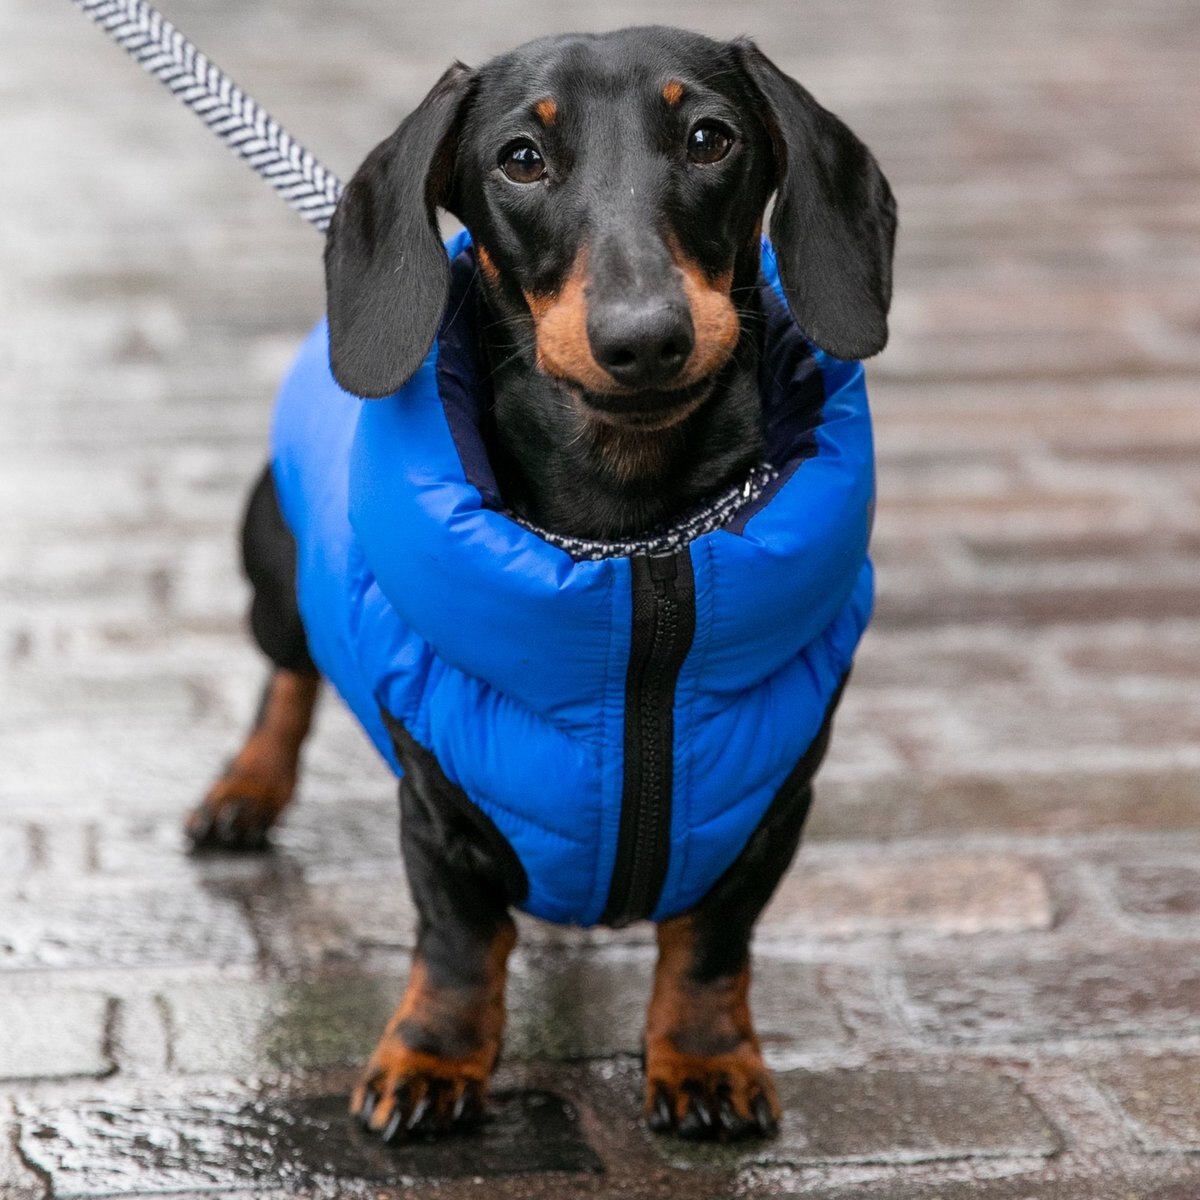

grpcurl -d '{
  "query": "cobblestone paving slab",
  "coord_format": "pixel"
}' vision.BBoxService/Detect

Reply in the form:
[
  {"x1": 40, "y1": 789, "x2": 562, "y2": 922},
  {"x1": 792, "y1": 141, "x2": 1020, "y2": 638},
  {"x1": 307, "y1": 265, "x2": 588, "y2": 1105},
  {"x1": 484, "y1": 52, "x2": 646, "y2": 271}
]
[
  {"x1": 661, "y1": 1069, "x2": 1060, "y2": 1169},
  {"x1": 809, "y1": 771, "x2": 1200, "y2": 841},
  {"x1": 505, "y1": 953, "x2": 651, "y2": 1062},
  {"x1": 1100, "y1": 861, "x2": 1200, "y2": 929},
  {"x1": 0, "y1": 887, "x2": 257, "y2": 971},
  {"x1": 762, "y1": 853, "x2": 1054, "y2": 937},
  {"x1": 788, "y1": 1175, "x2": 1200, "y2": 1200},
  {"x1": 159, "y1": 975, "x2": 399, "y2": 1075},
  {"x1": 0, "y1": 1120, "x2": 46, "y2": 1200},
  {"x1": 898, "y1": 946, "x2": 1200, "y2": 1044},
  {"x1": 16, "y1": 1090, "x2": 601, "y2": 1196},
  {"x1": 1092, "y1": 1055, "x2": 1200, "y2": 1152},
  {"x1": 154, "y1": 954, "x2": 848, "y2": 1075},
  {"x1": 0, "y1": 992, "x2": 113, "y2": 1082}
]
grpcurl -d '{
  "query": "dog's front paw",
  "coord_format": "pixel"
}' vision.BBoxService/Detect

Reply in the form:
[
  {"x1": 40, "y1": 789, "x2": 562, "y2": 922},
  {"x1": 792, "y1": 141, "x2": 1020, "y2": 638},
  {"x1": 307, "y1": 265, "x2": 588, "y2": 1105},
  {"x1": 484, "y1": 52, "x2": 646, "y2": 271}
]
[
  {"x1": 184, "y1": 782, "x2": 280, "y2": 859},
  {"x1": 644, "y1": 1037, "x2": 779, "y2": 1142},
  {"x1": 352, "y1": 1044, "x2": 488, "y2": 1141},
  {"x1": 185, "y1": 773, "x2": 290, "y2": 852}
]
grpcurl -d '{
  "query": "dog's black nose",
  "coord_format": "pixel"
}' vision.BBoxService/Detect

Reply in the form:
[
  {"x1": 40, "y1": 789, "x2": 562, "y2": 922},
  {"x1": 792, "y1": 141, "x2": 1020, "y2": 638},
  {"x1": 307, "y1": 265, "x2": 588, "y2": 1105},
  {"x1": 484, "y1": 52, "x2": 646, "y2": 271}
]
[{"x1": 588, "y1": 302, "x2": 694, "y2": 390}]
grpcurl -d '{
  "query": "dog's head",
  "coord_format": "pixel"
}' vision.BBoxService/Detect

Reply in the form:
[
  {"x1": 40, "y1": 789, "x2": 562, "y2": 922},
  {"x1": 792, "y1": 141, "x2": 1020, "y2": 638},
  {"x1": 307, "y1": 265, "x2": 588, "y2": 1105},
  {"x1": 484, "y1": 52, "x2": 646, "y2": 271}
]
[{"x1": 325, "y1": 27, "x2": 897, "y2": 426}]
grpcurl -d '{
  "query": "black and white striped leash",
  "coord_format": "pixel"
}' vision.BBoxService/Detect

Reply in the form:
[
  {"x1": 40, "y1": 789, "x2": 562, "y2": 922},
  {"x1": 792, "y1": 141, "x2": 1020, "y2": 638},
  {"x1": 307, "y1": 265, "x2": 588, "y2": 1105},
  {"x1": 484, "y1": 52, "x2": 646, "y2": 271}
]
[{"x1": 69, "y1": 0, "x2": 343, "y2": 232}]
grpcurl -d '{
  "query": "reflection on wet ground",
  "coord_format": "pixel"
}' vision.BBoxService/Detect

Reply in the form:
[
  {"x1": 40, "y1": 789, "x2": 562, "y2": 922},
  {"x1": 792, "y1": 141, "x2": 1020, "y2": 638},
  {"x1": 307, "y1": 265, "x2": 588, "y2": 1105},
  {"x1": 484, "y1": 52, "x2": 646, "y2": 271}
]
[
  {"x1": 5, "y1": 0, "x2": 1200, "y2": 1195},
  {"x1": 19, "y1": 1091, "x2": 601, "y2": 1194}
]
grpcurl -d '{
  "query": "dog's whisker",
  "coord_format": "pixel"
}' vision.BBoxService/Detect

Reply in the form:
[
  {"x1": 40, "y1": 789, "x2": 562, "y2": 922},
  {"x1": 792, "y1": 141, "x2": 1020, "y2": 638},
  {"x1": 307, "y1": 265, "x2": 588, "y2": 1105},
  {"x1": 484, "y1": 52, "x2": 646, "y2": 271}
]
[
  {"x1": 481, "y1": 339, "x2": 541, "y2": 383},
  {"x1": 441, "y1": 266, "x2": 480, "y2": 332},
  {"x1": 479, "y1": 312, "x2": 534, "y2": 336}
]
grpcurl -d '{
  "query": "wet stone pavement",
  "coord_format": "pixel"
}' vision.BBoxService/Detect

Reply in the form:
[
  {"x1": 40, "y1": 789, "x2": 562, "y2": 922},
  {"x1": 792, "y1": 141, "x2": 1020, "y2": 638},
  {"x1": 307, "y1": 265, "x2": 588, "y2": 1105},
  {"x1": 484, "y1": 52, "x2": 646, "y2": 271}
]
[{"x1": 3, "y1": 0, "x2": 1200, "y2": 1196}]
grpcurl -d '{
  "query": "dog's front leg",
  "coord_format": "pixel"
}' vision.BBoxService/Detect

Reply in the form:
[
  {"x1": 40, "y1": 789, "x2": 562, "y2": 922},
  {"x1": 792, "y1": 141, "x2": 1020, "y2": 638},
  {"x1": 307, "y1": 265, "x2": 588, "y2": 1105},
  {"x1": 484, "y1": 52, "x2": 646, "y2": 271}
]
[
  {"x1": 643, "y1": 782, "x2": 815, "y2": 1141},
  {"x1": 643, "y1": 914, "x2": 779, "y2": 1142},
  {"x1": 353, "y1": 777, "x2": 516, "y2": 1141}
]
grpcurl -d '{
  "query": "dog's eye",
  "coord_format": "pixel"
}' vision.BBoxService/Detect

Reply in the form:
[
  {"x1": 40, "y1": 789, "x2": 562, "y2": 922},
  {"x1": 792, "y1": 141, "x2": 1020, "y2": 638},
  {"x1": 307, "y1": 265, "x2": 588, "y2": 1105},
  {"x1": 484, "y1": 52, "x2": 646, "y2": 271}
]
[
  {"x1": 499, "y1": 140, "x2": 546, "y2": 183},
  {"x1": 687, "y1": 123, "x2": 733, "y2": 165}
]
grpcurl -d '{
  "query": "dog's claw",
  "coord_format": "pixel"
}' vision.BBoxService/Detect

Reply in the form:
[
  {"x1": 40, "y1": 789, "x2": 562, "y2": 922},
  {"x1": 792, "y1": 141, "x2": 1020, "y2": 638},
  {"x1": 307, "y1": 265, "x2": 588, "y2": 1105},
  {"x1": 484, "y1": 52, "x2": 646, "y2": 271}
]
[
  {"x1": 381, "y1": 1108, "x2": 405, "y2": 1143},
  {"x1": 649, "y1": 1088, "x2": 673, "y2": 1132},
  {"x1": 215, "y1": 807, "x2": 241, "y2": 841},
  {"x1": 406, "y1": 1091, "x2": 433, "y2": 1133},
  {"x1": 451, "y1": 1082, "x2": 483, "y2": 1128},
  {"x1": 185, "y1": 807, "x2": 214, "y2": 845},
  {"x1": 649, "y1": 1077, "x2": 773, "y2": 1142},
  {"x1": 240, "y1": 821, "x2": 270, "y2": 851},
  {"x1": 716, "y1": 1091, "x2": 746, "y2": 1140},
  {"x1": 751, "y1": 1091, "x2": 778, "y2": 1136},
  {"x1": 187, "y1": 794, "x2": 278, "y2": 853},
  {"x1": 356, "y1": 1089, "x2": 377, "y2": 1129},
  {"x1": 677, "y1": 1084, "x2": 715, "y2": 1140}
]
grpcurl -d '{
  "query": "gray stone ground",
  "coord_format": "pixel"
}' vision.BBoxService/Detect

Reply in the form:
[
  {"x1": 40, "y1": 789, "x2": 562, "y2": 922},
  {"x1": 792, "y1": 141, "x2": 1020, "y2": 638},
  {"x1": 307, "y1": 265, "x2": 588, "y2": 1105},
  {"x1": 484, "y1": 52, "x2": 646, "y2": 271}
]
[{"x1": 2, "y1": 0, "x2": 1199, "y2": 1196}]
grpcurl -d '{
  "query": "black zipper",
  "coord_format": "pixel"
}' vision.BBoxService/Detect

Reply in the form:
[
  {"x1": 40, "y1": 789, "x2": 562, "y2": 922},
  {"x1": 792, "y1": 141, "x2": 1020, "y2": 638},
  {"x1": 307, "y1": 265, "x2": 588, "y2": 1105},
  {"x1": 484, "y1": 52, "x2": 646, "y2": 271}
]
[{"x1": 602, "y1": 547, "x2": 696, "y2": 927}]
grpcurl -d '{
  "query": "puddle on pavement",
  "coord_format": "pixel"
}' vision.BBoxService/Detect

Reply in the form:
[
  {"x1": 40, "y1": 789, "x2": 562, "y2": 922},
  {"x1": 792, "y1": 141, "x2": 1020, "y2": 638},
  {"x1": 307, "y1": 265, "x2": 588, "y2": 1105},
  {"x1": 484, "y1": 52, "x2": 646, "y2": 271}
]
[
  {"x1": 260, "y1": 976, "x2": 397, "y2": 1072},
  {"x1": 19, "y1": 1090, "x2": 602, "y2": 1194}
]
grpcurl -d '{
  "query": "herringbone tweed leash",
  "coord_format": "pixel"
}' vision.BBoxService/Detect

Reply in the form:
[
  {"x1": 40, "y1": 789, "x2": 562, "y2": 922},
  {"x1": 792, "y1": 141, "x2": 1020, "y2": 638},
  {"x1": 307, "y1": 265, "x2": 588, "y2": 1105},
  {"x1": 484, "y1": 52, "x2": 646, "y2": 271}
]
[{"x1": 69, "y1": 0, "x2": 343, "y2": 232}]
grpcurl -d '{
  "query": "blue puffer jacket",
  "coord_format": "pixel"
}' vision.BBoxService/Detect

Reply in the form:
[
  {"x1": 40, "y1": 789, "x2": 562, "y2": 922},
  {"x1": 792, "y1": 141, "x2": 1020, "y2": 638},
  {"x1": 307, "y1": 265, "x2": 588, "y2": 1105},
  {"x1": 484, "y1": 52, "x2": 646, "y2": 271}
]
[{"x1": 271, "y1": 231, "x2": 874, "y2": 928}]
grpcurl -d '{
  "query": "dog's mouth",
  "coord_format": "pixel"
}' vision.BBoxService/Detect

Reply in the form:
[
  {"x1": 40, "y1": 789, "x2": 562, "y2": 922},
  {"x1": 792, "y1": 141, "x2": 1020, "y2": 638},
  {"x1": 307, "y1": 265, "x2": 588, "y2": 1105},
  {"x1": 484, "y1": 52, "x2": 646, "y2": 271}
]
[{"x1": 566, "y1": 376, "x2": 715, "y2": 432}]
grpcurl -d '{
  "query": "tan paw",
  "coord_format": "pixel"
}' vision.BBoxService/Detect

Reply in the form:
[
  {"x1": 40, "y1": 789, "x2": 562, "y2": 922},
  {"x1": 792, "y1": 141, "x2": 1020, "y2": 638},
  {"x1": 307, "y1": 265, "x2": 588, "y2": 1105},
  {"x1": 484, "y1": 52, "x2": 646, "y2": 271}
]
[
  {"x1": 185, "y1": 773, "x2": 289, "y2": 851},
  {"x1": 351, "y1": 1042, "x2": 488, "y2": 1141},
  {"x1": 644, "y1": 1037, "x2": 779, "y2": 1141}
]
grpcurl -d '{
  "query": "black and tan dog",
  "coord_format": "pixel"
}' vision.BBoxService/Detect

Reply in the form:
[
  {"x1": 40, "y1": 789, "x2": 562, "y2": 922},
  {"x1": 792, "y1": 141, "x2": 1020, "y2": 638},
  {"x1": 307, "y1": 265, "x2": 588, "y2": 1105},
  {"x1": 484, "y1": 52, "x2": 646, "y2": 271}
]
[{"x1": 187, "y1": 27, "x2": 895, "y2": 1143}]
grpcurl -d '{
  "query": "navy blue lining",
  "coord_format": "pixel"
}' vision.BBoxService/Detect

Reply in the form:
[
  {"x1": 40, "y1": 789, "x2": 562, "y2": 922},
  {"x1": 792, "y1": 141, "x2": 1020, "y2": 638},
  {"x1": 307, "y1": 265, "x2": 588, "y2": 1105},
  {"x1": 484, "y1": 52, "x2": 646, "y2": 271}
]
[
  {"x1": 434, "y1": 248, "x2": 503, "y2": 510},
  {"x1": 725, "y1": 279, "x2": 830, "y2": 534}
]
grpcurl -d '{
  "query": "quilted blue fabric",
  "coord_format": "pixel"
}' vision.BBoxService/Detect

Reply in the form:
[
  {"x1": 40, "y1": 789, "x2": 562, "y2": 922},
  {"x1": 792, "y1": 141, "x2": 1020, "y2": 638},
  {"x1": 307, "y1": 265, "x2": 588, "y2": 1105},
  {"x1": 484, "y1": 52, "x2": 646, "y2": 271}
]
[{"x1": 271, "y1": 232, "x2": 875, "y2": 926}]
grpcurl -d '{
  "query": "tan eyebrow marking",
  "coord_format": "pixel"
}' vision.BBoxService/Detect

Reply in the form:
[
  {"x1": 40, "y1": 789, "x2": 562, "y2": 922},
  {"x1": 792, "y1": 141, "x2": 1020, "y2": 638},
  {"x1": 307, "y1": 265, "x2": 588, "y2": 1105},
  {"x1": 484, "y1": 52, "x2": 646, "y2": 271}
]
[
  {"x1": 534, "y1": 97, "x2": 558, "y2": 125},
  {"x1": 662, "y1": 80, "x2": 685, "y2": 106}
]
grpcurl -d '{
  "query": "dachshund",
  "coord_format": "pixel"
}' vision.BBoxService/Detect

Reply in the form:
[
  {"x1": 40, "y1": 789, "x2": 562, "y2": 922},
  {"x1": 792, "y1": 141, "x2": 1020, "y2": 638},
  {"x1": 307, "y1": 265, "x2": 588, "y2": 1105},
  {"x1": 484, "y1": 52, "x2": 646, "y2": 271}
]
[{"x1": 186, "y1": 26, "x2": 896, "y2": 1144}]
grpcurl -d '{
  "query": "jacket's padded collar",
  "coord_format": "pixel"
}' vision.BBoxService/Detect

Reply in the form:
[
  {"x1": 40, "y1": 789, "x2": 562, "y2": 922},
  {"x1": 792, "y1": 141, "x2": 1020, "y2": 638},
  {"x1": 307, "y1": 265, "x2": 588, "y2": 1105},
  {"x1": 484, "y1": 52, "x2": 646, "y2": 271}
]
[{"x1": 348, "y1": 233, "x2": 873, "y2": 724}]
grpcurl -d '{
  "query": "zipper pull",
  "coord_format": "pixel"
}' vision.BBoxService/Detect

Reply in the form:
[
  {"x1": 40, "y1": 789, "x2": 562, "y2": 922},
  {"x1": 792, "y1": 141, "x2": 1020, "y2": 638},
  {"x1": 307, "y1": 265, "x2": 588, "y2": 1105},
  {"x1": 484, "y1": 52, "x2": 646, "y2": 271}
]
[{"x1": 647, "y1": 551, "x2": 678, "y2": 586}]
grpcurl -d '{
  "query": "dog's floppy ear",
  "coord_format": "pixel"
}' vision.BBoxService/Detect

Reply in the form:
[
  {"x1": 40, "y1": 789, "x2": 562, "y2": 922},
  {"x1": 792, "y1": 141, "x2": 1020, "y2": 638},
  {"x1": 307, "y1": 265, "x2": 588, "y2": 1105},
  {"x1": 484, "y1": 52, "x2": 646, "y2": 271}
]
[
  {"x1": 325, "y1": 62, "x2": 473, "y2": 398},
  {"x1": 733, "y1": 40, "x2": 897, "y2": 360}
]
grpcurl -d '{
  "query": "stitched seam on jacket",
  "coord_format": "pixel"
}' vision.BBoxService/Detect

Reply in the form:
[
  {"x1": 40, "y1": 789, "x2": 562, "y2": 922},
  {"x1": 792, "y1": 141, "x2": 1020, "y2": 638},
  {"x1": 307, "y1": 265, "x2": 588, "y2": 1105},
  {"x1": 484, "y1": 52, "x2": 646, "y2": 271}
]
[
  {"x1": 362, "y1": 564, "x2": 609, "y2": 752},
  {"x1": 685, "y1": 550, "x2": 869, "y2": 708},
  {"x1": 466, "y1": 787, "x2": 591, "y2": 849},
  {"x1": 378, "y1": 693, "x2": 589, "y2": 850},
  {"x1": 688, "y1": 599, "x2": 864, "y2": 825}
]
